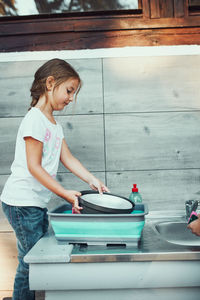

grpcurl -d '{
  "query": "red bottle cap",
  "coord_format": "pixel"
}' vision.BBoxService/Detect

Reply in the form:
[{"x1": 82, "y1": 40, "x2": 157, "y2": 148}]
[{"x1": 132, "y1": 184, "x2": 138, "y2": 192}]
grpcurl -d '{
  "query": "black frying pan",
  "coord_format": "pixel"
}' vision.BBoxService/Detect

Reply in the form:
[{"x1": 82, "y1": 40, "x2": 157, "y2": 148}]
[{"x1": 78, "y1": 190, "x2": 134, "y2": 214}]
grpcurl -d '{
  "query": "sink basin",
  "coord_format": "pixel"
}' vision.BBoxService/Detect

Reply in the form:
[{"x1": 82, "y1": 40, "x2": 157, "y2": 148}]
[{"x1": 154, "y1": 221, "x2": 200, "y2": 246}]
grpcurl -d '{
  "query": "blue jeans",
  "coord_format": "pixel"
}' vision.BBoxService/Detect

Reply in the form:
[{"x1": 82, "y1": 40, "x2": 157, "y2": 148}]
[{"x1": 2, "y1": 202, "x2": 49, "y2": 300}]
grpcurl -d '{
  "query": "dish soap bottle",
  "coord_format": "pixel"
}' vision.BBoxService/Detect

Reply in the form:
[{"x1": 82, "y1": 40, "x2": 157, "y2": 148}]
[{"x1": 129, "y1": 184, "x2": 142, "y2": 203}]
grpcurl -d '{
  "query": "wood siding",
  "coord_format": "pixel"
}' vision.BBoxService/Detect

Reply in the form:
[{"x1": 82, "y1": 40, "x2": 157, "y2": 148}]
[{"x1": 1, "y1": 0, "x2": 200, "y2": 52}]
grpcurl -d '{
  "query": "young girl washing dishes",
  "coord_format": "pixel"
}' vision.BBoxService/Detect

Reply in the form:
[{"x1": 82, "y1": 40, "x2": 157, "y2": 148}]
[{"x1": 1, "y1": 58, "x2": 109, "y2": 300}]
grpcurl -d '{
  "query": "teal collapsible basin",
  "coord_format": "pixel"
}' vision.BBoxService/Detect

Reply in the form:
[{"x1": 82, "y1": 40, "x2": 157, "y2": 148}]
[{"x1": 48, "y1": 203, "x2": 148, "y2": 247}]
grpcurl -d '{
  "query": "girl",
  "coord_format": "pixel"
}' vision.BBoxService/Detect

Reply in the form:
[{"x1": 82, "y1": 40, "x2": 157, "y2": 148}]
[{"x1": 1, "y1": 58, "x2": 109, "y2": 300}]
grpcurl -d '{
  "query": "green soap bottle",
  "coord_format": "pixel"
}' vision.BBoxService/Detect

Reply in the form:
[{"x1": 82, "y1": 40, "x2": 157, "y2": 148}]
[{"x1": 129, "y1": 184, "x2": 142, "y2": 203}]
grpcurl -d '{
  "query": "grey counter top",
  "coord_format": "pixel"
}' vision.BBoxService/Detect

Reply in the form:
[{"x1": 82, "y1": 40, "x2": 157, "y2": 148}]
[{"x1": 25, "y1": 211, "x2": 200, "y2": 264}]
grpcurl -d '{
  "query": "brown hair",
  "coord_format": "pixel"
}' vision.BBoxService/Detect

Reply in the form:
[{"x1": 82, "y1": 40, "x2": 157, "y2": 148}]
[{"x1": 29, "y1": 58, "x2": 82, "y2": 110}]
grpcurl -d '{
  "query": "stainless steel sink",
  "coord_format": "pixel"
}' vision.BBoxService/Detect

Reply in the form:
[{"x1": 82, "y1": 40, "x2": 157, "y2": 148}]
[{"x1": 154, "y1": 221, "x2": 200, "y2": 246}]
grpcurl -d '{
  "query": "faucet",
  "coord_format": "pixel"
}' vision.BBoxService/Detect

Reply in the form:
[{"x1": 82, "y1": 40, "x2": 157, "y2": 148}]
[{"x1": 185, "y1": 200, "x2": 199, "y2": 220}]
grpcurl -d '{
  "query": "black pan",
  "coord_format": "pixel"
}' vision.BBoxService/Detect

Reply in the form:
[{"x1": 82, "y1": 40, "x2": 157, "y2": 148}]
[{"x1": 78, "y1": 190, "x2": 134, "y2": 214}]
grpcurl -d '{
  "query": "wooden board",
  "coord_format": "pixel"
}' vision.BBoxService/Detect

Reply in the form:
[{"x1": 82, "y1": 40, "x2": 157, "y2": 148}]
[
  {"x1": 107, "y1": 169, "x2": 200, "y2": 211},
  {"x1": 105, "y1": 112, "x2": 200, "y2": 171},
  {"x1": 103, "y1": 56, "x2": 200, "y2": 113}
]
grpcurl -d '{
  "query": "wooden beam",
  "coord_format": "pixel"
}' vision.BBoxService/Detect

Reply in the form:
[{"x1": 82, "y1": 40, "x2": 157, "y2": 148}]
[
  {"x1": 150, "y1": 0, "x2": 160, "y2": 19},
  {"x1": 159, "y1": 0, "x2": 174, "y2": 18},
  {"x1": 142, "y1": 0, "x2": 150, "y2": 18},
  {"x1": 1, "y1": 26, "x2": 200, "y2": 52},
  {"x1": 174, "y1": 0, "x2": 185, "y2": 17},
  {"x1": 2, "y1": 15, "x2": 200, "y2": 37}
]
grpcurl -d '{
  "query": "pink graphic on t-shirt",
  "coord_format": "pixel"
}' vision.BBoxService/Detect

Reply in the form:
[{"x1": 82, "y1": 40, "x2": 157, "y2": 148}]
[{"x1": 44, "y1": 129, "x2": 51, "y2": 142}]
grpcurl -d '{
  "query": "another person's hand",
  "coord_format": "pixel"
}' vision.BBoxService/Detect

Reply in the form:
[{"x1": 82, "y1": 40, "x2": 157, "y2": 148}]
[
  {"x1": 64, "y1": 190, "x2": 83, "y2": 214},
  {"x1": 187, "y1": 214, "x2": 200, "y2": 236},
  {"x1": 89, "y1": 176, "x2": 110, "y2": 194}
]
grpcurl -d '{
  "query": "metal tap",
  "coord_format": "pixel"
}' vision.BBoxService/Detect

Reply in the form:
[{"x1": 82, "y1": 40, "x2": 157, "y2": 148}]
[{"x1": 185, "y1": 200, "x2": 199, "y2": 220}]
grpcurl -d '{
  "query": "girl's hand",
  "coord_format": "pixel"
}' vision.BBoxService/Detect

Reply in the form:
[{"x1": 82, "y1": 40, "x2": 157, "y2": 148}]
[
  {"x1": 187, "y1": 214, "x2": 200, "y2": 236},
  {"x1": 89, "y1": 176, "x2": 110, "y2": 194},
  {"x1": 64, "y1": 190, "x2": 83, "y2": 214}
]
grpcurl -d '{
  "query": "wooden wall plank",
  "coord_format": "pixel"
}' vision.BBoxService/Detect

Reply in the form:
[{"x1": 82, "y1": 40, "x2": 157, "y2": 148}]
[
  {"x1": 107, "y1": 169, "x2": 200, "y2": 211},
  {"x1": 1, "y1": 6, "x2": 200, "y2": 52},
  {"x1": 2, "y1": 16, "x2": 200, "y2": 37},
  {"x1": 0, "y1": 59, "x2": 103, "y2": 117},
  {"x1": 174, "y1": 0, "x2": 185, "y2": 17},
  {"x1": 105, "y1": 112, "x2": 200, "y2": 171},
  {"x1": 0, "y1": 117, "x2": 20, "y2": 175},
  {"x1": 159, "y1": 0, "x2": 174, "y2": 18},
  {"x1": 142, "y1": 0, "x2": 150, "y2": 18},
  {"x1": 150, "y1": 0, "x2": 160, "y2": 18},
  {"x1": 57, "y1": 115, "x2": 105, "y2": 172},
  {"x1": 103, "y1": 56, "x2": 200, "y2": 114},
  {"x1": 2, "y1": 26, "x2": 200, "y2": 53}
]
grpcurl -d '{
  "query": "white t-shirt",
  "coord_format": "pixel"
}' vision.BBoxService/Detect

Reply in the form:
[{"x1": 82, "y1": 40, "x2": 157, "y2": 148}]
[{"x1": 1, "y1": 107, "x2": 64, "y2": 208}]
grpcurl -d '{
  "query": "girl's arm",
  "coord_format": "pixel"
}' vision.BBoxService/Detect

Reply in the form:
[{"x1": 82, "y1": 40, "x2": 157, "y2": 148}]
[
  {"x1": 60, "y1": 139, "x2": 109, "y2": 194},
  {"x1": 25, "y1": 137, "x2": 82, "y2": 213}
]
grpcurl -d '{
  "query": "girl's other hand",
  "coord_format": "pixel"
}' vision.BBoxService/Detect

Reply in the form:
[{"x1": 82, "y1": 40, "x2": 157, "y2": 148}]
[
  {"x1": 89, "y1": 176, "x2": 110, "y2": 194},
  {"x1": 187, "y1": 214, "x2": 200, "y2": 236},
  {"x1": 64, "y1": 190, "x2": 83, "y2": 214}
]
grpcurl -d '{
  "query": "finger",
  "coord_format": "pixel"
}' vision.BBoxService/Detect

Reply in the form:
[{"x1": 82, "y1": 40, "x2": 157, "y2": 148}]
[
  {"x1": 75, "y1": 192, "x2": 82, "y2": 197},
  {"x1": 103, "y1": 186, "x2": 110, "y2": 193},
  {"x1": 90, "y1": 184, "x2": 98, "y2": 191},
  {"x1": 98, "y1": 186, "x2": 103, "y2": 194}
]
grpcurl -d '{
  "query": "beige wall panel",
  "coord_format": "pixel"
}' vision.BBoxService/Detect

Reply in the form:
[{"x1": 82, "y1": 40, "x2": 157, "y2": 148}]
[
  {"x1": 0, "y1": 58, "x2": 103, "y2": 117},
  {"x1": 0, "y1": 118, "x2": 21, "y2": 175},
  {"x1": 57, "y1": 114, "x2": 105, "y2": 172},
  {"x1": 0, "y1": 232, "x2": 17, "y2": 291},
  {"x1": 0, "y1": 77, "x2": 31, "y2": 117},
  {"x1": 105, "y1": 112, "x2": 200, "y2": 171},
  {"x1": 107, "y1": 169, "x2": 200, "y2": 211},
  {"x1": 103, "y1": 56, "x2": 200, "y2": 113},
  {"x1": 0, "y1": 176, "x2": 9, "y2": 228}
]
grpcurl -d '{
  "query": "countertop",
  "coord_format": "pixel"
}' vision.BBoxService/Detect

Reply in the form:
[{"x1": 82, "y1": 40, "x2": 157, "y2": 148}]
[{"x1": 24, "y1": 210, "x2": 200, "y2": 264}]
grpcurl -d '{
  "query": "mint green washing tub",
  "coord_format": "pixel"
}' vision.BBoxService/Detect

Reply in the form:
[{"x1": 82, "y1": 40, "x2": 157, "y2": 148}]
[{"x1": 48, "y1": 203, "x2": 148, "y2": 246}]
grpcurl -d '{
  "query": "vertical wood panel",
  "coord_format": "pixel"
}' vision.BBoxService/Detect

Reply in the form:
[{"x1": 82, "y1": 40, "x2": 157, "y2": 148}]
[
  {"x1": 159, "y1": 0, "x2": 174, "y2": 18},
  {"x1": 150, "y1": 0, "x2": 160, "y2": 18},
  {"x1": 142, "y1": 0, "x2": 150, "y2": 18},
  {"x1": 174, "y1": 0, "x2": 185, "y2": 17},
  {"x1": 185, "y1": 0, "x2": 189, "y2": 16}
]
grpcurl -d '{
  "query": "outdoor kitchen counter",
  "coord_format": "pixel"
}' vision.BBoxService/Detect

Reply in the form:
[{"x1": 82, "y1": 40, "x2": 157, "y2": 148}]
[
  {"x1": 24, "y1": 211, "x2": 200, "y2": 300},
  {"x1": 71, "y1": 215, "x2": 200, "y2": 263},
  {"x1": 25, "y1": 211, "x2": 200, "y2": 263}
]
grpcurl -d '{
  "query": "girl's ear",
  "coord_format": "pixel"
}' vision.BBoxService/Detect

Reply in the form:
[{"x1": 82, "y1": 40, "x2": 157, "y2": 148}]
[{"x1": 46, "y1": 76, "x2": 55, "y2": 91}]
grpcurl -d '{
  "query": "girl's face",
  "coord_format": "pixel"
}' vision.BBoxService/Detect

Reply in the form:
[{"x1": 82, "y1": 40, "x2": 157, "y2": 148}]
[{"x1": 50, "y1": 77, "x2": 80, "y2": 111}]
